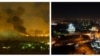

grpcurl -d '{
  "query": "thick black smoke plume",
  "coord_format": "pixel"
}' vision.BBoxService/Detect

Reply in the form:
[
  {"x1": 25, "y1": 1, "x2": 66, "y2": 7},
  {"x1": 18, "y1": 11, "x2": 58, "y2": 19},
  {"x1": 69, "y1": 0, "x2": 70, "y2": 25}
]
[{"x1": 5, "y1": 7, "x2": 27, "y2": 34}]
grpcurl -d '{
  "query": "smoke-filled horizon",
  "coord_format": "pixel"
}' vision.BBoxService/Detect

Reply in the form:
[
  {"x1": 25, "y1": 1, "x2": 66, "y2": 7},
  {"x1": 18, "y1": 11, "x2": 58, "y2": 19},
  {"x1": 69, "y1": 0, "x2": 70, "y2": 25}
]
[{"x1": 0, "y1": 2, "x2": 49, "y2": 35}]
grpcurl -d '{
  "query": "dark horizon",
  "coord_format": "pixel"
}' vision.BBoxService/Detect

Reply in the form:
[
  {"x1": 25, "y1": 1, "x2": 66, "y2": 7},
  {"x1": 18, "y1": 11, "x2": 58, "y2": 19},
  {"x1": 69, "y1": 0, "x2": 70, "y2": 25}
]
[{"x1": 52, "y1": 2, "x2": 100, "y2": 19}]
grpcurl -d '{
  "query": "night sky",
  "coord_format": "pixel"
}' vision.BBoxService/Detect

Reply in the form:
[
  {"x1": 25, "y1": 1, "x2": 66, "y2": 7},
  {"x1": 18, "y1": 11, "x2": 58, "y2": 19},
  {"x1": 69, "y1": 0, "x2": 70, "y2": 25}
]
[{"x1": 52, "y1": 2, "x2": 100, "y2": 19}]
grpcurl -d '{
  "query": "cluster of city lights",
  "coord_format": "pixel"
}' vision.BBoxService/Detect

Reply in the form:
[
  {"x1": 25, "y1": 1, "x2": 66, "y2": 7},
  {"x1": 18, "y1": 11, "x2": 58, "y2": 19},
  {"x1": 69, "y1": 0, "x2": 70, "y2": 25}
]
[{"x1": 0, "y1": 42, "x2": 49, "y2": 51}]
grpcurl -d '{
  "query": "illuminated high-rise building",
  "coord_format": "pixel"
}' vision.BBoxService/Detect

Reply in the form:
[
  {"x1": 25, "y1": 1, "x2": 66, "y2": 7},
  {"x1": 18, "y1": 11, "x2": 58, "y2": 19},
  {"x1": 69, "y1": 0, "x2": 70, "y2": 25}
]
[{"x1": 67, "y1": 23, "x2": 75, "y2": 34}]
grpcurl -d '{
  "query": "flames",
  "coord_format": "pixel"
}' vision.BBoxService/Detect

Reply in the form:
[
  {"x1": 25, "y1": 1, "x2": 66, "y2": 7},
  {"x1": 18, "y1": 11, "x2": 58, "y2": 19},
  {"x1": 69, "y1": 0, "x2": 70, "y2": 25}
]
[{"x1": 19, "y1": 32, "x2": 49, "y2": 37}]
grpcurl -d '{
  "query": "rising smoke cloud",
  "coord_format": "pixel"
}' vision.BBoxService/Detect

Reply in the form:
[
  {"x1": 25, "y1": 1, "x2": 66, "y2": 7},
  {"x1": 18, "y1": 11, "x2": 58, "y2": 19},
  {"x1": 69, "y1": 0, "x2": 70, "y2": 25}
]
[
  {"x1": 5, "y1": 7, "x2": 27, "y2": 34},
  {"x1": 0, "y1": 2, "x2": 49, "y2": 34},
  {"x1": 0, "y1": 2, "x2": 49, "y2": 40}
]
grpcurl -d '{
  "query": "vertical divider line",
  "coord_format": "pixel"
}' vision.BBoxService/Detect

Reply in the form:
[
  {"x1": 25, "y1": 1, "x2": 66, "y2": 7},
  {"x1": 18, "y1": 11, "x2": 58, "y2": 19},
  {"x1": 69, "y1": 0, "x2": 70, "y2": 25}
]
[{"x1": 49, "y1": 1, "x2": 52, "y2": 56}]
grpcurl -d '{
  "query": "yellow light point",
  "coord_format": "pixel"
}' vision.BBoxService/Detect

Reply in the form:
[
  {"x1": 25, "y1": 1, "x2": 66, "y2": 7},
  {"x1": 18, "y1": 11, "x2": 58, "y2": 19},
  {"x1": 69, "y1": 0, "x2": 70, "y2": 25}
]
[
  {"x1": 2, "y1": 46, "x2": 6, "y2": 49},
  {"x1": 27, "y1": 44, "x2": 32, "y2": 47},
  {"x1": 46, "y1": 42, "x2": 50, "y2": 45},
  {"x1": 84, "y1": 33, "x2": 91, "y2": 37},
  {"x1": 2, "y1": 46, "x2": 10, "y2": 49},
  {"x1": 19, "y1": 33, "x2": 30, "y2": 37},
  {"x1": 40, "y1": 34, "x2": 44, "y2": 37},
  {"x1": 25, "y1": 34, "x2": 29, "y2": 37},
  {"x1": 40, "y1": 46, "x2": 43, "y2": 49},
  {"x1": 32, "y1": 46, "x2": 35, "y2": 49},
  {"x1": 19, "y1": 33, "x2": 26, "y2": 36},
  {"x1": 44, "y1": 34, "x2": 49, "y2": 37}
]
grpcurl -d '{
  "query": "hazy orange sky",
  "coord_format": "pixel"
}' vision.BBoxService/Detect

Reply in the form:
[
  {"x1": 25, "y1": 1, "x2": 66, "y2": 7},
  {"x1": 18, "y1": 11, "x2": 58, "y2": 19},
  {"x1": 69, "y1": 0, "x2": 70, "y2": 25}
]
[{"x1": 0, "y1": 2, "x2": 49, "y2": 34}]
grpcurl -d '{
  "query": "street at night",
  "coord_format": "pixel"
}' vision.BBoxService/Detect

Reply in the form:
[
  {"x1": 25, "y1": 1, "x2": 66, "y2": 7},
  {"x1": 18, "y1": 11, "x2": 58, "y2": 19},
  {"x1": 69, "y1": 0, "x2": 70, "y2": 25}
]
[{"x1": 52, "y1": 2, "x2": 100, "y2": 54}]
